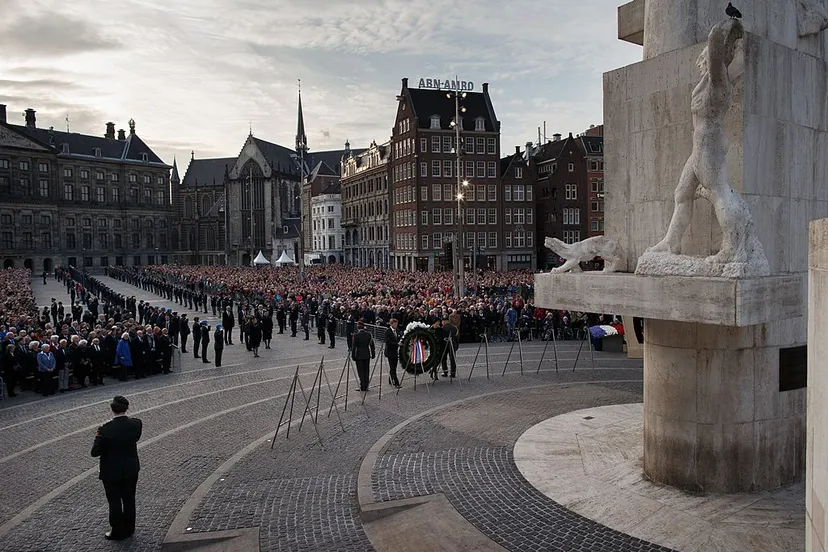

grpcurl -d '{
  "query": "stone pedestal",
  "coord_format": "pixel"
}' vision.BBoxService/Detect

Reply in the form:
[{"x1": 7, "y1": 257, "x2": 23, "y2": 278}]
[
  {"x1": 807, "y1": 218, "x2": 828, "y2": 552},
  {"x1": 644, "y1": 320, "x2": 804, "y2": 493}
]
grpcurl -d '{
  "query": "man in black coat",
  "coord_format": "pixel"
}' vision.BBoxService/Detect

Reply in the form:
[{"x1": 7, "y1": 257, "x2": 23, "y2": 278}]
[
  {"x1": 222, "y1": 307, "x2": 234, "y2": 345},
  {"x1": 200, "y1": 321, "x2": 210, "y2": 363},
  {"x1": 191, "y1": 316, "x2": 201, "y2": 359},
  {"x1": 91, "y1": 396, "x2": 142, "y2": 541},
  {"x1": 179, "y1": 314, "x2": 189, "y2": 353},
  {"x1": 326, "y1": 313, "x2": 337, "y2": 349},
  {"x1": 384, "y1": 318, "x2": 402, "y2": 388},
  {"x1": 351, "y1": 321, "x2": 375, "y2": 392},
  {"x1": 214, "y1": 325, "x2": 224, "y2": 367}
]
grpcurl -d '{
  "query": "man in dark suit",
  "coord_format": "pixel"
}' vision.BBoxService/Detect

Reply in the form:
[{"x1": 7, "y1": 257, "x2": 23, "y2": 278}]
[
  {"x1": 191, "y1": 316, "x2": 201, "y2": 359},
  {"x1": 213, "y1": 324, "x2": 224, "y2": 367},
  {"x1": 351, "y1": 321, "x2": 375, "y2": 392},
  {"x1": 91, "y1": 396, "x2": 142, "y2": 541},
  {"x1": 326, "y1": 313, "x2": 337, "y2": 349},
  {"x1": 384, "y1": 318, "x2": 402, "y2": 388}
]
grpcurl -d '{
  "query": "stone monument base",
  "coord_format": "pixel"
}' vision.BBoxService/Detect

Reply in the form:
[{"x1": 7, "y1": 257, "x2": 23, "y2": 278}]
[{"x1": 635, "y1": 242, "x2": 770, "y2": 279}]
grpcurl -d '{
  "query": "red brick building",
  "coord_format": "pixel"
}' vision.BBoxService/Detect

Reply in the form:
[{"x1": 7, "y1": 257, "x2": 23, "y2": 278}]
[
  {"x1": 530, "y1": 129, "x2": 604, "y2": 269},
  {"x1": 388, "y1": 78, "x2": 536, "y2": 272}
]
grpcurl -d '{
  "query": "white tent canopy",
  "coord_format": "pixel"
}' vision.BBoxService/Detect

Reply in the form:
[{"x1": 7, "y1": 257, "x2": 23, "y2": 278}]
[
  {"x1": 253, "y1": 250, "x2": 271, "y2": 266},
  {"x1": 273, "y1": 250, "x2": 296, "y2": 266}
]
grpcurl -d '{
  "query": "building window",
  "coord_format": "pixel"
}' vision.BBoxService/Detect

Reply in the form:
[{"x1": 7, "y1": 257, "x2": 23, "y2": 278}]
[
  {"x1": 476, "y1": 161, "x2": 485, "y2": 178},
  {"x1": 39, "y1": 180, "x2": 49, "y2": 197},
  {"x1": 156, "y1": 190, "x2": 165, "y2": 205},
  {"x1": 475, "y1": 118, "x2": 485, "y2": 131},
  {"x1": 98, "y1": 218, "x2": 107, "y2": 228},
  {"x1": 514, "y1": 185, "x2": 525, "y2": 201},
  {"x1": 431, "y1": 136, "x2": 440, "y2": 153},
  {"x1": 465, "y1": 233, "x2": 474, "y2": 249},
  {"x1": 21, "y1": 214, "x2": 32, "y2": 226},
  {"x1": 591, "y1": 218, "x2": 600, "y2": 232},
  {"x1": 591, "y1": 179, "x2": 604, "y2": 193},
  {"x1": 430, "y1": 115, "x2": 441, "y2": 129},
  {"x1": 476, "y1": 137, "x2": 485, "y2": 155},
  {"x1": 129, "y1": 173, "x2": 137, "y2": 183},
  {"x1": 568, "y1": 162, "x2": 575, "y2": 172},
  {"x1": 432, "y1": 209, "x2": 442, "y2": 225},
  {"x1": 419, "y1": 162, "x2": 427, "y2": 177},
  {"x1": 111, "y1": 173, "x2": 119, "y2": 182},
  {"x1": 431, "y1": 160, "x2": 441, "y2": 177},
  {"x1": 1, "y1": 232, "x2": 12, "y2": 249},
  {"x1": 466, "y1": 186, "x2": 475, "y2": 202},
  {"x1": 441, "y1": 136, "x2": 452, "y2": 153},
  {"x1": 22, "y1": 232, "x2": 33, "y2": 249},
  {"x1": 487, "y1": 138, "x2": 496, "y2": 155},
  {"x1": 477, "y1": 208, "x2": 486, "y2": 225},
  {"x1": 19, "y1": 178, "x2": 29, "y2": 193},
  {"x1": 465, "y1": 161, "x2": 474, "y2": 177},
  {"x1": 63, "y1": 168, "x2": 73, "y2": 179},
  {"x1": 422, "y1": 210, "x2": 428, "y2": 225},
  {"x1": 421, "y1": 234, "x2": 429, "y2": 250},
  {"x1": 99, "y1": 233, "x2": 108, "y2": 249},
  {"x1": 64, "y1": 184, "x2": 74, "y2": 200},
  {"x1": 143, "y1": 175, "x2": 151, "y2": 184},
  {"x1": 143, "y1": 188, "x2": 151, "y2": 203},
  {"x1": 114, "y1": 234, "x2": 122, "y2": 248},
  {"x1": 420, "y1": 186, "x2": 428, "y2": 201},
  {"x1": 465, "y1": 209, "x2": 474, "y2": 225},
  {"x1": 487, "y1": 162, "x2": 496, "y2": 178},
  {"x1": 444, "y1": 208, "x2": 453, "y2": 225},
  {"x1": 0, "y1": 214, "x2": 10, "y2": 225},
  {"x1": 505, "y1": 208, "x2": 511, "y2": 225},
  {"x1": 443, "y1": 183, "x2": 452, "y2": 201},
  {"x1": 157, "y1": 176, "x2": 165, "y2": 185},
  {"x1": 19, "y1": 160, "x2": 30, "y2": 171},
  {"x1": 505, "y1": 185, "x2": 512, "y2": 202},
  {"x1": 38, "y1": 162, "x2": 48, "y2": 173},
  {"x1": 443, "y1": 160, "x2": 452, "y2": 178},
  {"x1": 590, "y1": 160, "x2": 599, "y2": 171},
  {"x1": 515, "y1": 167, "x2": 523, "y2": 179},
  {"x1": 95, "y1": 187, "x2": 105, "y2": 202},
  {"x1": 488, "y1": 232, "x2": 497, "y2": 249},
  {"x1": 526, "y1": 185, "x2": 533, "y2": 202},
  {"x1": 487, "y1": 208, "x2": 497, "y2": 224},
  {"x1": 591, "y1": 200, "x2": 604, "y2": 212},
  {"x1": 142, "y1": 153, "x2": 149, "y2": 162},
  {"x1": 112, "y1": 188, "x2": 119, "y2": 203},
  {"x1": 0, "y1": 159, "x2": 8, "y2": 169},
  {"x1": 420, "y1": 138, "x2": 427, "y2": 152},
  {"x1": 565, "y1": 183, "x2": 577, "y2": 200},
  {"x1": 514, "y1": 208, "x2": 525, "y2": 225},
  {"x1": 81, "y1": 186, "x2": 90, "y2": 201},
  {"x1": 96, "y1": 171, "x2": 105, "y2": 181},
  {"x1": 80, "y1": 169, "x2": 89, "y2": 180},
  {"x1": 505, "y1": 232, "x2": 511, "y2": 248},
  {"x1": 432, "y1": 184, "x2": 442, "y2": 201}
]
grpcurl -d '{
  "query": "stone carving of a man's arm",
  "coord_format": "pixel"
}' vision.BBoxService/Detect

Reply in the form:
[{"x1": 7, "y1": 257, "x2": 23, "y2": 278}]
[{"x1": 706, "y1": 19, "x2": 744, "y2": 85}]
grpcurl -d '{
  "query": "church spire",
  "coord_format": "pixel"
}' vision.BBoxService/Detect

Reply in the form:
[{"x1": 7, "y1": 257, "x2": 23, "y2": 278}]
[
  {"x1": 171, "y1": 157, "x2": 180, "y2": 185},
  {"x1": 296, "y1": 79, "x2": 308, "y2": 155}
]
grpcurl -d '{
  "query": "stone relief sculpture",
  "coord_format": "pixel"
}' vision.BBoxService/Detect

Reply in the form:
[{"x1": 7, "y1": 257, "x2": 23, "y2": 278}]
[
  {"x1": 545, "y1": 236, "x2": 622, "y2": 274},
  {"x1": 637, "y1": 18, "x2": 770, "y2": 278},
  {"x1": 798, "y1": 0, "x2": 828, "y2": 36}
]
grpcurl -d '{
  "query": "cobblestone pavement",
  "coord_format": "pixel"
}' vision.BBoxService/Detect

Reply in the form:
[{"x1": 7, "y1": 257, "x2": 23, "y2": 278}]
[{"x1": 0, "y1": 275, "x2": 651, "y2": 551}]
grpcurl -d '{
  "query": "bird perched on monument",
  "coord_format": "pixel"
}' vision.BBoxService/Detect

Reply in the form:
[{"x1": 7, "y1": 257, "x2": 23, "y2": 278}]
[{"x1": 726, "y1": 2, "x2": 742, "y2": 19}]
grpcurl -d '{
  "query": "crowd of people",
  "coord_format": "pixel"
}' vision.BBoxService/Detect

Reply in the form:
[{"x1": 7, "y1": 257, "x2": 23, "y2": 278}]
[
  {"x1": 0, "y1": 262, "x2": 623, "y2": 401},
  {"x1": 0, "y1": 268, "x2": 180, "y2": 398}
]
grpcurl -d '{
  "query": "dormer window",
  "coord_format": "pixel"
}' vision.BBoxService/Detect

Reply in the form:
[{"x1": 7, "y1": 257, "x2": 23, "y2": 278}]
[
  {"x1": 282, "y1": 225, "x2": 289, "y2": 234},
  {"x1": 141, "y1": 153, "x2": 148, "y2": 162},
  {"x1": 430, "y1": 115, "x2": 441, "y2": 130},
  {"x1": 61, "y1": 144, "x2": 69, "y2": 154},
  {"x1": 94, "y1": 147, "x2": 101, "y2": 157},
  {"x1": 475, "y1": 117, "x2": 485, "y2": 131}
]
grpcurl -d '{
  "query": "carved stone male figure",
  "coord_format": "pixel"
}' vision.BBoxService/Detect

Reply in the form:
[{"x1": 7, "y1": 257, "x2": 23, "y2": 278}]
[{"x1": 643, "y1": 18, "x2": 769, "y2": 277}]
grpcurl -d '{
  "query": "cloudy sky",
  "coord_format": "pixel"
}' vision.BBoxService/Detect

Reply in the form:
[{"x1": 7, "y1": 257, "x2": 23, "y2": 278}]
[{"x1": 0, "y1": 0, "x2": 641, "y2": 166}]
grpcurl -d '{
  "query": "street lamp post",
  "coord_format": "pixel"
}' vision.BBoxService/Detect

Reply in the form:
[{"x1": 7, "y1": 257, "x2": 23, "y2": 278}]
[{"x1": 448, "y1": 81, "x2": 468, "y2": 298}]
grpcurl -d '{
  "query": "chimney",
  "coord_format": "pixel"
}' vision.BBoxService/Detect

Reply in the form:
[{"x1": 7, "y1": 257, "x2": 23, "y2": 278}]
[
  {"x1": 402, "y1": 77, "x2": 408, "y2": 89},
  {"x1": 568, "y1": 132, "x2": 574, "y2": 139},
  {"x1": 553, "y1": 133, "x2": 562, "y2": 142},
  {"x1": 0, "y1": 104, "x2": 6, "y2": 123},
  {"x1": 482, "y1": 82, "x2": 489, "y2": 94},
  {"x1": 24, "y1": 108, "x2": 36, "y2": 129},
  {"x1": 117, "y1": 129, "x2": 126, "y2": 140},
  {"x1": 515, "y1": 145, "x2": 521, "y2": 155},
  {"x1": 105, "y1": 122, "x2": 115, "y2": 139}
]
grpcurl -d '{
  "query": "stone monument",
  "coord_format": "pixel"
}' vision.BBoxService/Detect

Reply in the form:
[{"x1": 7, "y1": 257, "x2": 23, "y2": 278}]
[{"x1": 535, "y1": 0, "x2": 828, "y2": 493}]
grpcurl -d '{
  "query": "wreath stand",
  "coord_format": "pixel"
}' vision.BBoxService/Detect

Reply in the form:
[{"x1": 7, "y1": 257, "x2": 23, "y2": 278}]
[
  {"x1": 501, "y1": 330, "x2": 525, "y2": 377},
  {"x1": 468, "y1": 333, "x2": 491, "y2": 381},
  {"x1": 536, "y1": 328, "x2": 560, "y2": 374},
  {"x1": 396, "y1": 339, "x2": 430, "y2": 396},
  {"x1": 435, "y1": 336, "x2": 462, "y2": 389}
]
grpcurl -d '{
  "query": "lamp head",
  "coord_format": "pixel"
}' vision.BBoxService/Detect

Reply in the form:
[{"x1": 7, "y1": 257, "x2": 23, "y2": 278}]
[{"x1": 462, "y1": 180, "x2": 469, "y2": 187}]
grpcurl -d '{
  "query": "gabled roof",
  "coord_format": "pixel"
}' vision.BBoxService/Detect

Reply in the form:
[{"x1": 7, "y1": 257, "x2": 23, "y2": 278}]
[
  {"x1": 580, "y1": 135, "x2": 603, "y2": 156},
  {"x1": 308, "y1": 149, "x2": 361, "y2": 176},
  {"x1": 500, "y1": 150, "x2": 526, "y2": 175},
  {"x1": 406, "y1": 88, "x2": 496, "y2": 132},
  {"x1": 8, "y1": 123, "x2": 167, "y2": 166},
  {"x1": 533, "y1": 136, "x2": 572, "y2": 164},
  {"x1": 182, "y1": 157, "x2": 235, "y2": 188},
  {"x1": 252, "y1": 137, "x2": 299, "y2": 176},
  {"x1": 321, "y1": 180, "x2": 341, "y2": 195}
]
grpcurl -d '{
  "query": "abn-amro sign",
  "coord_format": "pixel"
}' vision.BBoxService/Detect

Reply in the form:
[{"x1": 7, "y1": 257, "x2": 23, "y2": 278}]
[{"x1": 418, "y1": 78, "x2": 474, "y2": 91}]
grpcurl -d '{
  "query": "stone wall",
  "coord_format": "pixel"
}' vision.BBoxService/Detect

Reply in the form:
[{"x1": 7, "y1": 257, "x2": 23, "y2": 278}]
[{"x1": 807, "y1": 218, "x2": 828, "y2": 552}]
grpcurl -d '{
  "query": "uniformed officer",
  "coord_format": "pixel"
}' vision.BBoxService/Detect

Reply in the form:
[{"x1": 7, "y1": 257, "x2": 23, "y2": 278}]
[
  {"x1": 214, "y1": 324, "x2": 224, "y2": 367},
  {"x1": 200, "y1": 321, "x2": 210, "y2": 363},
  {"x1": 91, "y1": 396, "x2": 142, "y2": 541}
]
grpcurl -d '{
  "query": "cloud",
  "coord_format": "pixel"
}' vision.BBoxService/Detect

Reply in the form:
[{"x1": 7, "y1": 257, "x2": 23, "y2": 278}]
[
  {"x1": 0, "y1": 13, "x2": 122, "y2": 58},
  {"x1": 0, "y1": 0, "x2": 643, "y2": 165}
]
